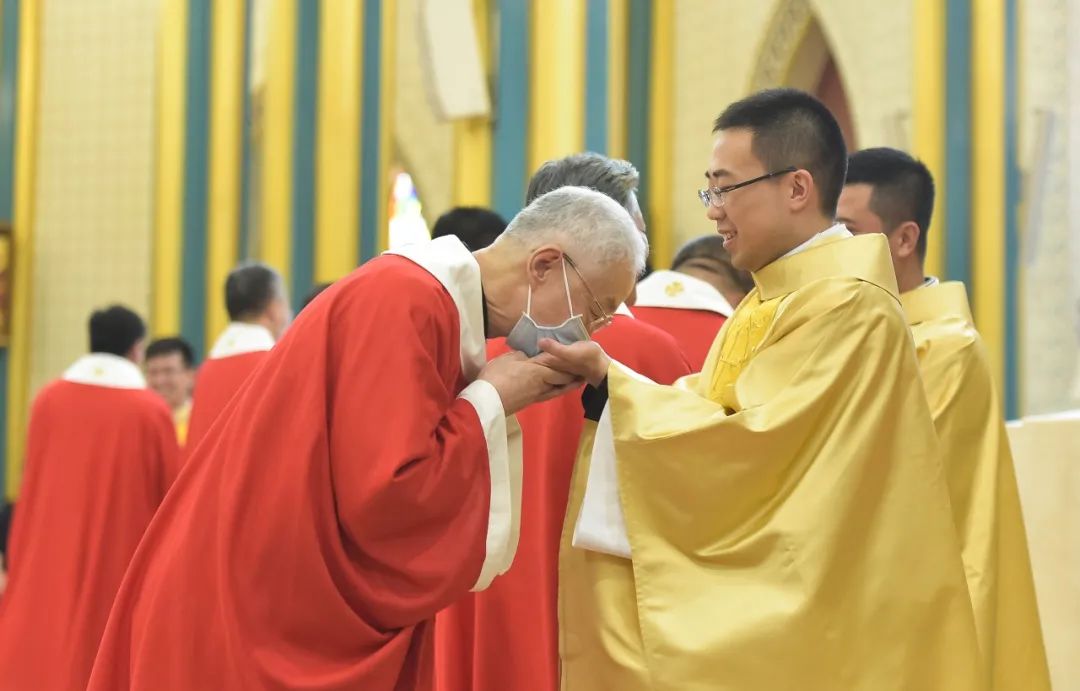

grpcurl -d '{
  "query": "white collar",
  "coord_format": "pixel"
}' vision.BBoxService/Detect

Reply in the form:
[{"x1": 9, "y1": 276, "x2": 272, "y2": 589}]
[
  {"x1": 62, "y1": 353, "x2": 146, "y2": 389},
  {"x1": 614, "y1": 302, "x2": 634, "y2": 318},
  {"x1": 780, "y1": 223, "x2": 853, "y2": 259},
  {"x1": 385, "y1": 236, "x2": 486, "y2": 381},
  {"x1": 208, "y1": 322, "x2": 276, "y2": 360},
  {"x1": 633, "y1": 270, "x2": 735, "y2": 317}
]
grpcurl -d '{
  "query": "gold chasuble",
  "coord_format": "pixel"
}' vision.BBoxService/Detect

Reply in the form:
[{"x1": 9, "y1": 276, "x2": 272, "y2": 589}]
[
  {"x1": 559, "y1": 233, "x2": 984, "y2": 691},
  {"x1": 902, "y1": 281, "x2": 1050, "y2": 690}
]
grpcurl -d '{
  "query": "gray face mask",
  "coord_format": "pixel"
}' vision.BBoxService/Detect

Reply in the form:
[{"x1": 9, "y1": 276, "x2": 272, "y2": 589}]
[{"x1": 505, "y1": 258, "x2": 590, "y2": 357}]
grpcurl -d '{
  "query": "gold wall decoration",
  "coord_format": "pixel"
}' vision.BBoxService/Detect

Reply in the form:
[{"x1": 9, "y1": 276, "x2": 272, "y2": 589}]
[{"x1": 749, "y1": 0, "x2": 814, "y2": 92}]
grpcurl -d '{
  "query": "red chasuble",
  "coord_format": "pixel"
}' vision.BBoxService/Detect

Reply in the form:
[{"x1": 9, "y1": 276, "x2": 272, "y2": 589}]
[
  {"x1": 0, "y1": 354, "x2": 180, "y2": 690},
  {"x1": 434, "y1": 313, "x2": 691, "y2": 691},
  {"x1": 185, "y1": 322, "x2": 275, "y2": 452},
  {"x1": 630, "y1": 269, "x2": 735, "y2": 372},
  {"x1": 86, "y1": 237, "x2": 522, "y2": 691}
]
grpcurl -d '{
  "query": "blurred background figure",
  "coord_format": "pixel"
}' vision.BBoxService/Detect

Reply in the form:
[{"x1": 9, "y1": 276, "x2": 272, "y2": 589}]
[
  {"x1": 632, "y1": 235, "x2": 754, "y2": 371},
  {"x1": 300, "y1": 282, "x2": 333, "y2": 312},
  {"x1": 0, "y1": 305, "x2": 179, "y2": 690},
  {"x1": 431, "y1": 206, "x2": 508, "y2": 251},
  {"x1": 0, "y1": 502, "x2": 10, "y2": 595},
  {"x1": 185, "y1": 262, "x2": 290, "y2": 454},
  {"x1": 145, "y1": 337, "x2": 197, "y2": 446}
]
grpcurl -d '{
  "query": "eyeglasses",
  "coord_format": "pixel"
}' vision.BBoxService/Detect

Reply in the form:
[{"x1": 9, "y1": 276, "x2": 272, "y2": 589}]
[
  {"x1": 697, "y1": 167, "x2": 797, "y2": 208},
  {"x1": 563, "y1": 254, "x2": 613, "y2": 328}
]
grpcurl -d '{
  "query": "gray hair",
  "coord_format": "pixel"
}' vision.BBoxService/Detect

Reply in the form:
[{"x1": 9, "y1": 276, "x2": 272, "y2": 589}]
[
  {"x1": 526, "y1": 152, "x2": 640, "y2": 212},
  {"x1": 225, "y1": 261, "x2": 286, "y2": 321},
  {"x1": 498, "y1": 186, "x2": 648, "y2": 275}
]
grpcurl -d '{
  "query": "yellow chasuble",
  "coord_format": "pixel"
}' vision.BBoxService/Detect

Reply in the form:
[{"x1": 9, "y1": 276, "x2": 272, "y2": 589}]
[
  {"x1": 902, "y1": 281, "x2": 1050, "y2": 690},
  {"x1": 559, "y1": 234, "x2": 984, "y2": 691},
  {"x1": 174, "y1": 399, "x2": 192, "y2": 447}
]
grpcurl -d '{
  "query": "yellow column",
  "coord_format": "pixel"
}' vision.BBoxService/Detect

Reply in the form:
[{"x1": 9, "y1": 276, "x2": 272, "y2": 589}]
[
  {"x1": 971, "y1": 0, "x2": 1006, "y2": 384},
  {"x1": 647, "y1": 0, "x2": 674, "y2": 268},
  {"x1": 376, "y1": 0, "x2": 397, "y2": 252},
  {"x1": 452, "y1": 0, "x2": 492, "y2": 208},
  {"x1": 528, "y1": 0, "x2": 586, "y2": 173},
  {"x1": 260, "y1": 0, "x2": 296, "y2": 281},
  {"x1": 206, "y1": 0, "x2": 247, "y2": 348},
  {"x1": 607, "y1": 0, "x2": 628, "y2": 161},
  {"x1": 912, "y1": 0, "x2": 946, "y2": 279},
  {"x1": 6, "y1": 0, "x2": 41, "y2": 498},
  {"x1": 315, "y1": 0, "x2": 362, "y2": 281},
  {"x1": 153, "y1": 0, "x2": 187, "y2": 337}
]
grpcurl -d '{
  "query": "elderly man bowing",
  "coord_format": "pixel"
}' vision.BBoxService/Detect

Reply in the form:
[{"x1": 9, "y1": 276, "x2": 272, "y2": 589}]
[{"x1": 88, "y1": 186, "x2": 646, "y2": 691}]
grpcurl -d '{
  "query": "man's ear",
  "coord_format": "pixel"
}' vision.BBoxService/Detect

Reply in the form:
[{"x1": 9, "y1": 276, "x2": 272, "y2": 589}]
[
  {"x1": 527, "y1": 246, "x2": 565, "y2": 285},
  {"x1": 892, "y1": 221, "x2": 921, "y2": 260},
  {"x1": 787, "y1": 169, "x2": 813, "y2": 213}
]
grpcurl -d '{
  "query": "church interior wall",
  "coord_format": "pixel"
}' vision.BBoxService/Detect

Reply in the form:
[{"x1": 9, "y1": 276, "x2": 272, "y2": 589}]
[
  {"x1": 1019, "y1": 0, "x2": 1080, "y2": 414},
  {"x1": 0, "y1": 0, "x2": 1075, "y2": 682},
  {"x1": 0, "y1": 1, "x2": 1072, "y2": 462},
  {"x1": 27, "y1": 0, "x2": 157, "y2": 421}
]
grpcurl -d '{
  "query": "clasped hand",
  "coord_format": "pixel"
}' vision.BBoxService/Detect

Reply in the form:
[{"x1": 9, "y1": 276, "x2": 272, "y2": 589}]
[{"x1": 477, "y1": 340, "x2": 611, "y2": 415}]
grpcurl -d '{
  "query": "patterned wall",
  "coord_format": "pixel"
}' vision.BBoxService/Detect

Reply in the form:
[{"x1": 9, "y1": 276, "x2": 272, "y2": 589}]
[
  {"x1": 670, "y1": 1, "x2": 775, "y2": 247},
  {"x1": 1071, "y1": 0, "x2": 1080, "y2": 408},
  {"x1": 28, "y1": 0, "x2": 157, "y2": 398},
  {"x1": 1020, "y1": 0, "x2": 1080, "y2": 413}
]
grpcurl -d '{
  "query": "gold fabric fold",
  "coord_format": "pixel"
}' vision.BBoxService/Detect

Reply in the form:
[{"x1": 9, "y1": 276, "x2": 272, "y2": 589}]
[
  {"x1": 559, "y1": 235, "x2": 984, "y2": 690},
  {"x1": 902, "y1": 281, "x2": 1050, "y2": 690}
]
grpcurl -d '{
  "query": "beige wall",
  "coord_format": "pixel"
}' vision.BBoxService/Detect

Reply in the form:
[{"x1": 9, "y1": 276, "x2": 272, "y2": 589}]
[
  {"x1": 28, "y1": 0, "x2": 158, "y2": 395},
  {"x1": 1008, "y1": 412, "x2": 1080, "y2": 690},
  {"x1": 670, "y1": 1, "x2": 775, "y2": 247},
  {"x1": 669, "y1": 0, "x2": 912, "y2": 251},
  {"x1": 1019, "y1": 0, "x2": 1080, "y2": 414}
]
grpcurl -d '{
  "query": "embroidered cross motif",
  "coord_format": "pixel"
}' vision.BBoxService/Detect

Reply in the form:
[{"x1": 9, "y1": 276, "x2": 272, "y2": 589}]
[
  {"x1": 703, "y1": 292, "x2": 781, "y2": 411},
  {"x1": 664, "y1": 281, "x2": 685, "y2": 297}
]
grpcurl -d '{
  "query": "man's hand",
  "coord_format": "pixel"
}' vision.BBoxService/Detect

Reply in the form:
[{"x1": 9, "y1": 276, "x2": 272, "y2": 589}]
[
  {"x1": 477, "y1": 352, "x2": 583, "y2": 415},
  {"x1": 535, "y1": 339, "x2": 611, "y2": 387}
]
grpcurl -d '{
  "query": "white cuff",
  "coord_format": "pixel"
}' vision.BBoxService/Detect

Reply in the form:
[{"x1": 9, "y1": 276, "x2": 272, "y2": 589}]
[
  {"x1": 458, "y1": 380, "x2": 523, "y2": 590},
  {"x1": 572, "y1": 403, "x2": 632, "y2": 558}
]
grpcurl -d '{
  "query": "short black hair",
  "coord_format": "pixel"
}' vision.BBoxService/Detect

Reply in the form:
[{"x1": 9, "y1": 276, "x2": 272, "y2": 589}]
[
  {"x1": 845, "y1": 147, "x2": 936, "y2": 259},
  {"x1": 301, "y1": 282, "x2": 332, "y2": 311},
  {"x1": 526, "y1": 152, "x2": 640, "y2": 209},
  {"x1": 146, "y1": 337, "x2": 196, "y2": 368},
  {"x1": 672, "y1": 235, "x2": 755, "y2": 295},
  {"x1": 0, "y1": 501, "x2": 12, "y2": 559},
  {"x1": 431, "y1": 207, "x2": 509, "y2": 251},
  {"x1": 713, "y1": 88, "x2": 847, "y2": 217},
  {"x1": 225, "y1": 262, "x2": 283, "y2": 321},
  {"x1": 89, "y1": 305, "x2": 146, "y2": 356}
]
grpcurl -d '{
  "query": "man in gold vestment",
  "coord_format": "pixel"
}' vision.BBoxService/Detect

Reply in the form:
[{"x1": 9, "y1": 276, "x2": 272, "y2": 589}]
[
  {"x1": 839, "y1": 147, "x2": 1050, "y2": 690},
  {"x1": 540, "y1": 90, "x2": 984, "y2": 690}
]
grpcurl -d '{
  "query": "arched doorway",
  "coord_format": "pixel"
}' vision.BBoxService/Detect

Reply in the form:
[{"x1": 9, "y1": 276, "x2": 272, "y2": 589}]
[{"x1": 750, "y1": 2, "x2": 857, "y2": 150}]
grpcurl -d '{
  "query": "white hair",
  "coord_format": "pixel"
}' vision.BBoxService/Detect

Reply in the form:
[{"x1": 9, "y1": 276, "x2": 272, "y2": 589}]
[{"x1": 497, "y1": 186, "x2": 649, "y2": 275}]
